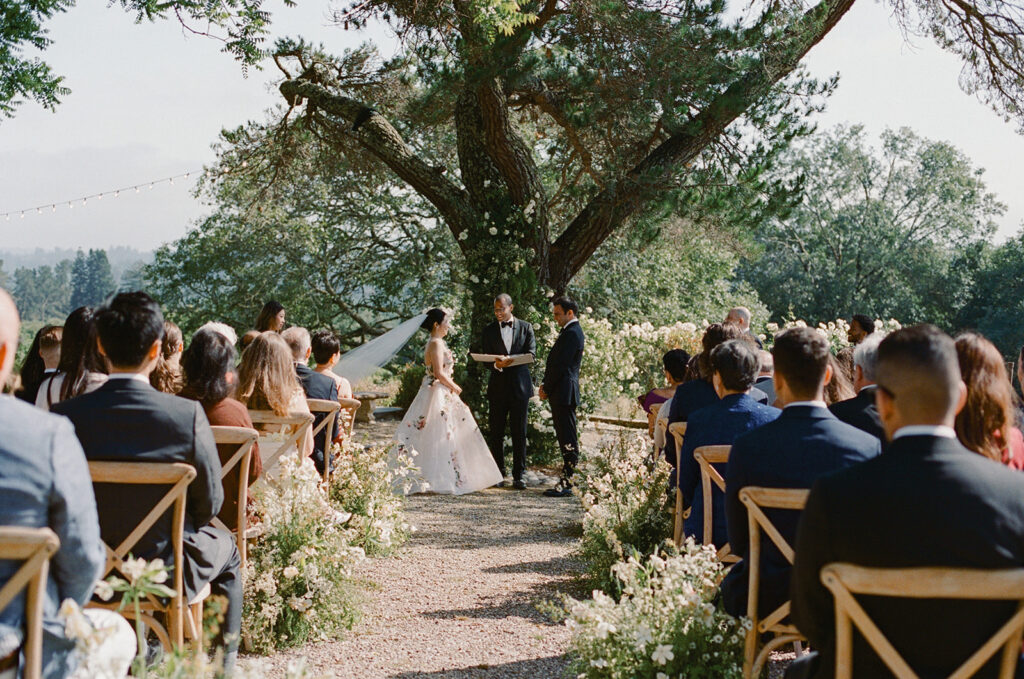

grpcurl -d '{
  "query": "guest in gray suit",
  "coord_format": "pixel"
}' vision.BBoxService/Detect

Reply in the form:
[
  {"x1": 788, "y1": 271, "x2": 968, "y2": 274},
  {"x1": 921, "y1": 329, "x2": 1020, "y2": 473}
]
[
  {"x1": 0, "y1": 289, "x2": 131, "y2": 679},
  {"x1": 753, "y1": 350, "x2": 776, "y2": 406}
]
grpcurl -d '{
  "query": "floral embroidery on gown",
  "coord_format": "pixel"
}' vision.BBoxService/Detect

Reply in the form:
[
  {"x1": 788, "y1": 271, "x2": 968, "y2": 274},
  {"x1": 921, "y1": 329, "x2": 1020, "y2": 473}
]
[{"x1": 393, "y1": 341, "x2": 503, "y2": 494}]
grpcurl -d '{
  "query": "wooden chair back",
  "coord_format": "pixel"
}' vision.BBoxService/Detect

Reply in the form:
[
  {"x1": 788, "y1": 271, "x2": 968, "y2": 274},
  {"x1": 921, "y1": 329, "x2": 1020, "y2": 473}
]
[
  {"x1": 647, "y1": 402, "x2": 662, "y2": 439},
  {"x1": 0, "y1": 527, "x2": 60, "y2": 679},
  {"x1": 738, "y1": 486, "x2": 810, "y2": 678},
  {"x1": 307, "y1": 399, "x2": 341, "y2": 483},
  {"x1": 338, "y1": 397, "x2": 360, "y2": 440},
  {"x1": 821, "y1": 564, "x2": 1024, "y2": 679},
  {"x1": 86, "y1": 461, "x2": 199, "y2": 650},
  {"x1": 668, "y1": 422, "x2": 688, "y2": 545},
  {"x1": 247, "y1": 411, "x2": 314, "y2": 477},
  {"x1": 209, "y1": 426, "x2": 258, "y2": 574},
  {"x1": 693, "y1": 444, "x2": 738, "y2": 563}
]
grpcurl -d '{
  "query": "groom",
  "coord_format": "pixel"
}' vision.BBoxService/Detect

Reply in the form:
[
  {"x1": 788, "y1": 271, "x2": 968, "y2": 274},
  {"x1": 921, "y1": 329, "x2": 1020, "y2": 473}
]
[
  {"x1": 540, "y1": 296, "x2": 585, "y2": 498},
  {"x1": 481, "y1": 293, "x2": 537, "y2": 489}
]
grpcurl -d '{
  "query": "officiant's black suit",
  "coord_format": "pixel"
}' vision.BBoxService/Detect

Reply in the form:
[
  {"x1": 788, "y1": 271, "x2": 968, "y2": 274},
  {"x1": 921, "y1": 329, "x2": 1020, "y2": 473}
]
[
  {"x1": 789, "y1": 434, "x2": 1024, "y2": 679},
  {"x1": 53, "y1": 379, "x2": 242, "y2": 653},
  {"x1": 543, "y1": 320, "x2": 585, "y2": 478},
  {"x1": 481, "y1": 318, "x2": 536, "y2": 481}
]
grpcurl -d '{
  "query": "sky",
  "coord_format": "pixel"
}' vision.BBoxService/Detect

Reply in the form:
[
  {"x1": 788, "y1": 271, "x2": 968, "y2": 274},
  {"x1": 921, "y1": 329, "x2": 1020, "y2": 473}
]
[{"x1": 1, "y1": 0, "x2": 1023, "y2": 252}]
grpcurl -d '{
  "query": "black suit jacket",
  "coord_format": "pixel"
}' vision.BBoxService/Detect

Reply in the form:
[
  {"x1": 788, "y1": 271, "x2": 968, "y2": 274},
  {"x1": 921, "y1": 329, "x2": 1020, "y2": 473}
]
[
  {"x1": 481, "y1": 318, "x2": 536, "y2": 402},
  {"x1": 791, "y1": 435, "x2": 1024, "y2": 679},
  {"x1": 53, "y1": 378, "x2": 223, "y2": 566},
  {"x1": 721, "y1": 405, "x2": 881, "y2": 618},
  {"x1": 828, "y1": 386, "x2": 886, "y2": 449},
  {"x1": 543, "y1": 320, "x2": 584, "y2": 406},
  {"x1": 295, "y1": 363, "x2": 339, "y2": 462}
]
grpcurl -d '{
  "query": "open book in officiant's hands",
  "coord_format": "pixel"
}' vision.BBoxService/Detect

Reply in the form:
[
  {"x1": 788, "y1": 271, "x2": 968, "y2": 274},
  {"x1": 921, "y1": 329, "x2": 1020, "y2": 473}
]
[{"x1": 469, "y1": 353, "x2": 535, "y2": 367}]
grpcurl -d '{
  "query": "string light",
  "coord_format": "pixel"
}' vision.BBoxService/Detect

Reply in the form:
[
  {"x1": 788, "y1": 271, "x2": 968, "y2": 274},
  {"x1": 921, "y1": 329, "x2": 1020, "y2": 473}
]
[{"x1": 1, "y1": 169, "x2": 206, "y2": 222}]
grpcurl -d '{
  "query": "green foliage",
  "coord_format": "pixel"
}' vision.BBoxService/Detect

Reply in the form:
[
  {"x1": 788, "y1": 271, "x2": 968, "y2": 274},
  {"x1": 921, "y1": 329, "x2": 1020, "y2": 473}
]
[
  {"x1": 391, "y1": 362, "x2": 427, "y2": 410},
  {"x1": 574, "y1": 432, "x2": 673, "y2": 597},
  {"x1": 69, "y1": 248, "x2": 116, "y2": 309},
  {"x1": 741, "y1": 125, "x2": 1004, "y2": 327},
  {"x1": 956, "y1": 230, "x2": 1024, "y2": 357},
  {"x1": 11, "y1": 259, "x2": 70, "y2": 321}
]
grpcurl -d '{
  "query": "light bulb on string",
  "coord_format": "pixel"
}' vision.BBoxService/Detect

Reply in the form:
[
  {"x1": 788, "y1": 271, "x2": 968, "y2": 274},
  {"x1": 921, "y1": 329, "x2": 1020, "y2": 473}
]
[
  {"x1": 19, "y1": 212, "x2": 24, "y2": 219},
  {"x1": 68, "y1": 202, "x2": 73, "y2": 210},
  {"x1": 4, "y1": 215, "x2": 8, "y2": 222},
  {"x1": 97, "y1": 193, "x2": 103, "y2": 200},
  {"x1": 114, "y1": 191, "x2": 119, "y2": 198},
  {"x1": 36, "y1": 208, "x2": 42, "y2": 215},
  {"x1": 169, "y1": 177, "x2": 174, "y2": 185},
  {"x1": 184, "y1": 172, "x2": 190, "y2": 180},
  {"x1": 134, "y1": 187, "x2": 140, "y2": 193},
  {"x1": 51, "y1": 205, "x2": 55, "y2": 212},
  {"x1": 149, "y1": 183, "x2": 154, "y2": 190},
  {"x1": 82, "y1": 198, "x2": 87, "y2": 206}
]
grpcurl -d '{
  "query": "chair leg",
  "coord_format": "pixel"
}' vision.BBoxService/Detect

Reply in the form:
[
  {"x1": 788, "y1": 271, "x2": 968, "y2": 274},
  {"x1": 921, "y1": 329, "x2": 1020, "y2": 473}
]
[{"x1": 187, "y1": 600, "x2": 204, "y2": 653}]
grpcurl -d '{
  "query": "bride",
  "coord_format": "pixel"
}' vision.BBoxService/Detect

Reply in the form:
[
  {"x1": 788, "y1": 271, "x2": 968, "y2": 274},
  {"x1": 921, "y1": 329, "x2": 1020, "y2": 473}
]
[{"x1": 393, "y1": 308, "x2": 503, "y2": 495}]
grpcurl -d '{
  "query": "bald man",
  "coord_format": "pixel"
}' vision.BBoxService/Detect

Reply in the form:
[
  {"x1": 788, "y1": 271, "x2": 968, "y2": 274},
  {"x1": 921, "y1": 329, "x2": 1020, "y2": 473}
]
[
  {"x1": 724, "y1": 306, "x2": 763, "y2": 349},
  {"x1": 0, "y1": 289, "x2": 132, "y2": 679},
  {"x1": 788, "y1": 325, "x2": 1024, "y2": 679}
]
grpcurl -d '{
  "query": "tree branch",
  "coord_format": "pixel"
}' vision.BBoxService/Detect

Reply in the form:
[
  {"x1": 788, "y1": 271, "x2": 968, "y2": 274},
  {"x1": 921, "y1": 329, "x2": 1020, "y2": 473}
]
[
  {"x1": 279, "y1": 77, "x2": 477, "y2": 239},
  {"x1": 547, "y1": 0, "x2": 859, "y2": 288}
]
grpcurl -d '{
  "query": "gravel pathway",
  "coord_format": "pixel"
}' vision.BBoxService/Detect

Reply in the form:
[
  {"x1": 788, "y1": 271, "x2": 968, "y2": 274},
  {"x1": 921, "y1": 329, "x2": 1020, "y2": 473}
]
[{"x1": 247, "y1": 484, "x2": 583, "y2": 678}]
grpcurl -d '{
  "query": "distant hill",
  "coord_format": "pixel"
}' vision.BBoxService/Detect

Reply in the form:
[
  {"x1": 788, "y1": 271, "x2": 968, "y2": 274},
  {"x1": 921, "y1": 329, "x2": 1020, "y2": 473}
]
[{"x1": 0, "y1": 246, "x2": 153, "y2": 282}]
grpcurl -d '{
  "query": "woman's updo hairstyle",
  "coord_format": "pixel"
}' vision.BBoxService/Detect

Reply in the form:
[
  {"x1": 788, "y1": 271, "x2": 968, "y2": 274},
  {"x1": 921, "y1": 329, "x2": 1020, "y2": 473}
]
[{"x1": 421, "y1": 308, "x2": 447, "y2": 332}]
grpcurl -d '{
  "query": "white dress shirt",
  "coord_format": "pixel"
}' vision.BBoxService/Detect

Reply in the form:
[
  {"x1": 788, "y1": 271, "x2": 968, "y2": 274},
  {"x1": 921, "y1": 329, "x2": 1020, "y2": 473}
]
[
  {"x1": 892, "y1": 425, "x2": 957, "y2": 440},
  {"x1": 784, "y1": 400, "x2": 828, "y2": 409},
  {"x1": 500, "y1": 317, "x2": 515, "y2": 354}
]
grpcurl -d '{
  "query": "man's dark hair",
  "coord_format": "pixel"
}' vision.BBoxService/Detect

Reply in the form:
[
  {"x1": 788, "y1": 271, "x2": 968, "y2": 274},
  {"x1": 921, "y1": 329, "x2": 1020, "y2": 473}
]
[
  {"x1": 877, "y1": 324, "x2": 961, "y2": 418},
  {"x1": 311, "y1": 329, "x2": 341, "y2": 365},
  {"x1": 181, "y1": 328, "x2": 236, "y2": 406},
  {"x1": 552, "y1": 296, "x2": 579, "y2": 316},
  {"x1": 710, "y1": 340, "x2": 760, "y2": 392},
  {"x1": 662, "y1": 349, "x2": 691, "y2": 382},
  {"x1": 772, "y1": 327, "x2": 831, "y2": 398},
  {"x1": 697, "y1": 322, "x2": 749, "y2": 382},
  {"x1": 94, "y1": 291, "x2": 165, "y2": 368},
  {"x1": 851, "y1": 314, "x2": 875, "y2": 333}
]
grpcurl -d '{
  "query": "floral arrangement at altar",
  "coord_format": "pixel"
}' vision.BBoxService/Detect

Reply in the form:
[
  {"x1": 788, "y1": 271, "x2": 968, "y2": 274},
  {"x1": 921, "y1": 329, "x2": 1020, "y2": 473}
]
[{"x1": 564, "y1": 542, "x2": 748, "y2": 679}]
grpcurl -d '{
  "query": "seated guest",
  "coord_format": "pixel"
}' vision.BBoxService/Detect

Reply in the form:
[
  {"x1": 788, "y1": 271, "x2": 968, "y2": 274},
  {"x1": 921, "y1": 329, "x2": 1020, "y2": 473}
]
[
  {"x1": 198, "y1": 321, "x2": 237, "y2": 346},
  {"x1": 282, "y1": 327, "x2": 338, "y2": 475},
  {"x1": 15, "y1": 325, "x2": 61, "y2": 404},
  {"x1": 36, "y1": 307, "x2": 108, "y2": 410},
  {"x1": 149, "y1": 320, "x2": 183, "y2": 394},
  {"x1": 236, "y1": 331, "x2": 314, "y2": 459},
  {"x1": 311, "y1": 329, "x2": 354, "y2": 399},
  {"x1": 652, "y1": 350, "x2": 691, "y2": 451},
  {"x1": 180, "y1": 328, "x2": 263, "y2": 530},
  {"x1": 725, "y1": 306, "x2": 764, "y2": 348},
  {"x1": 52, "y1": 292, "x2": 242, "y2": 672},
  {"x1": 0, "y1": 289, "x2": 132, "y2": 679},
  {"x1": 639, "y1": 348, "x2": 690, "y2": 433},
  {"x1": 721, "y1": 326, "x2": 880, "y2": 620},
  {"x1": 678, "y1": 340, "x2": 780, "y2": 548},
  {"x1": 788, "y1": 325, "x2": 1024, "y2": 679},
  {"x1": 665, "y1": 324, "x2": 766, "y2": 470},
  {"x1": 823, "y1": 354, "x2": 855, "y2": 405},
  {"x1": 254, "y1": 300, "x2": 286, "y2": 333},
  {"x1": 847, "y1": 313, "x2": 874, "y2": 345},
  {"x1": 754, "y1": 350, "x2": 776, "y2": 406},
  {"x1": 954, "y1": 332, "x2": 1024, "y2": 469},
  {"x1": 829, "y1": 332, "x2": 886, "y2": 446}
]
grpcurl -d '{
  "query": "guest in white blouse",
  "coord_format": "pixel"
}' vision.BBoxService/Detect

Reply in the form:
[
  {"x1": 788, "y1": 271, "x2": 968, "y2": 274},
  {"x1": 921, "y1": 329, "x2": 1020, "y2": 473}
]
[{"x1": 36, "y1": 307, "x2": 108, "y2": 410}]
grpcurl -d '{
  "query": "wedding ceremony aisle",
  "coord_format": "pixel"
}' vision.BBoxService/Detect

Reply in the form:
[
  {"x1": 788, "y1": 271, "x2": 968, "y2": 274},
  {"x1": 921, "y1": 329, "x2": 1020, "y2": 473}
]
[{"x1": 247, "y1": 486, "x2": 583, "y2": 677}]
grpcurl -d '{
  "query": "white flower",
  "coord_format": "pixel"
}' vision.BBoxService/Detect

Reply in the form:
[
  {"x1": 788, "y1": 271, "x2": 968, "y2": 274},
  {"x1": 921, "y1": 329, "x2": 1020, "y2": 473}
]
[
  {"x1": 595, "y1": 621, "x2": 616, "y2": 639},
  {"x1": 283, "y1": 566, "x2": 300, "y2": 578},
  {"x1": 651, "y1": 644, "x2": 674, "y2": 665},
  {"x1": 489, "y1": 227, "x2": 498, "y2": 235},
  {"x1": 458, "y1": 231, "x2": 468, "y2": 241},
  {"x1": 93, "y1": 579, "x2": 114, "y2": 601},
  {"x1": 589, "y1": 658, "x2": 608, "y2": 668},
  {"x1": 634, "y1": 624, "x2": 653, "y2": 648},
  {"x1": 657, "y1": 674, "x2": 669, "y2": 679},
  {"x1": 469, "y1": 274, "x2": 479, "y2": 283},
  {"x1": 121, "y1": 557, "x2": 147, "y2": 584}
]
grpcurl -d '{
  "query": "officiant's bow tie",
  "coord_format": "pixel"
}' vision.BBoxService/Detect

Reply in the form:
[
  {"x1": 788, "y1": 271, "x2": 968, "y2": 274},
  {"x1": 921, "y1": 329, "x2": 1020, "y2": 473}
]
[{"x1": 501, "y1": 321, "x2": 513, "y2": 328}]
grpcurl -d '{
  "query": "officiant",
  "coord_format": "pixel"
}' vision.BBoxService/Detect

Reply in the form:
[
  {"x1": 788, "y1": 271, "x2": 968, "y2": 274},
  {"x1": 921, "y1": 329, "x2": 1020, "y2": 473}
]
[{"x1": 480, "y1": 293, "x2": 536, "y2": 490}]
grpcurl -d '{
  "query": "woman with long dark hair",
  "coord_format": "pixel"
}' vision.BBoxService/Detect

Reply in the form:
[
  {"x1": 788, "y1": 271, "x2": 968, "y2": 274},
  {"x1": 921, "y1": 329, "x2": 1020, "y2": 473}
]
[
  {"x1": 36, "y1": 307, "x2": 108, "y2": 409},
  {"x1": 954, "y1": 332, "x2": 1024, "y2": 468},
  {"x1": 254, "y1": 300, "x2": 286, "y2": 333},
  {"x1": 15, "y1": 325, "x2": 62, "y2": 403}
]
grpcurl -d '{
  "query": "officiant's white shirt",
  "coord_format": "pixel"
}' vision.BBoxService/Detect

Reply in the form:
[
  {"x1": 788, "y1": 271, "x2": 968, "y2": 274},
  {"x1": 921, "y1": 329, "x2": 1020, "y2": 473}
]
[{"x1": 500, "y1": 316, "x2": 515, "y2": 353}]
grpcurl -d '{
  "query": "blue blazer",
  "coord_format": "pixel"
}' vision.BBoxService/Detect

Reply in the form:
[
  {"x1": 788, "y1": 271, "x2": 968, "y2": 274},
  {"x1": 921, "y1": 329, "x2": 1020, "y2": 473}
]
[
  {"x1": 721, "y1": 405, "x2": 881, "y2": 618},
  {"x1": 665, "y1": 379, "x2": 769, "y2": 464},
  {"x1": 679, "y1": 393, "x2": 780, "y2": 547}
]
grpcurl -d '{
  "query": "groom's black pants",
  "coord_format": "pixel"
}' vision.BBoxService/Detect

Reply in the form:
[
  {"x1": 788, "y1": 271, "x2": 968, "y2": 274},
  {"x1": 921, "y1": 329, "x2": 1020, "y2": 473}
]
[
  {"x1": 550, "y1": 402, "x2": 579, "y2": 479},
  {"x1": 488, "y1": 395, "x2": 529, "y2": 481}
]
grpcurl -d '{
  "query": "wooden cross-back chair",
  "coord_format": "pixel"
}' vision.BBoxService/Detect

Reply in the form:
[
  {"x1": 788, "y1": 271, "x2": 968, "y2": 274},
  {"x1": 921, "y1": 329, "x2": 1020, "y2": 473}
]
[
  {"x1": 306, "y1": 399, "x2": 341, "y2": 484},
  {"x1": 738, "y1": 486, "x2": 810, "y2": 678},
  {"x1": 821, "y1": 564, "x2": 1024, "y2": 679},
  {"x1": 0, "y1": 527, "x2": 59, "y2": 679},
  {"x1": 647, "y1": 402, "x2": 662, "y2": 440},
  {"x1": 209, "y1": 426, "x2": 258, "y2": 574},
  {"x1": 337, "y1": 397, "x2": 360, "y2": 441},
  {"x1": 693, "y1": 444, "x2": 739, "y2": 563},
  {"x1": 247, "y1": 411, "x2": 313, "y2": 478},
  {"x1": 668, "y1": 422, "x2": 688, "y2": 545},
  {"x1": 86, "y1": 461, "x2": 205, "y2": 651}
]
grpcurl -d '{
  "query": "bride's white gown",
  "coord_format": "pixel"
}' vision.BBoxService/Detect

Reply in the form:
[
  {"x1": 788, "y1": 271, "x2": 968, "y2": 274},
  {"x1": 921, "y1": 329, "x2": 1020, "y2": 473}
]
[{"x1": 394, "y1": 341, "x2": 503, "y2": 495}]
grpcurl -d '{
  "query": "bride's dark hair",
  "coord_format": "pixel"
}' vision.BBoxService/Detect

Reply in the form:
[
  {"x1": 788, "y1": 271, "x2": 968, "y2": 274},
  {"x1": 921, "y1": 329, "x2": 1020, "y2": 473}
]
[{"x1": 421, "y1": 308, "x2": 447, "y2": 331}]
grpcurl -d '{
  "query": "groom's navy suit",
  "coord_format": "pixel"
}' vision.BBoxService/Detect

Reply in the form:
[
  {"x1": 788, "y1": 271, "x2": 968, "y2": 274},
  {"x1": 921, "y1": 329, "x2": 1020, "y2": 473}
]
[
  {"x1": 543, "y1": 319, "x2": 585, "y2": 478},
  {"x1": 481, "y1": 318, "x2": 536, "y2": 481}
]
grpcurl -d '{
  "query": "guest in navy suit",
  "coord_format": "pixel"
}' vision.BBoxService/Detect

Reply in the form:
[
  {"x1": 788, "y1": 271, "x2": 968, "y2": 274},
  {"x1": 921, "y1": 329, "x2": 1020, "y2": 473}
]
[
  {"x1": 788, "y1": 325, "x2": 1024, "y2": 679},
  {"x1": 721, "y1": 326, "x2": 880, "y2": 619},
  {"x1": 679, "y1": 340, "x2": 780, "y2": 547},
  {"x1": 665, "y1": 323, "x2": 767, "y2": 474},
  {"x1": 540, "y1": 296, "x2": 585, "y2": 497},
  {"x1": 829, "y1": 332, "x2": 886, "y2": 448},
  {"x1": 282, "y1": 326, "x2": 339, "y2": 476}
]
